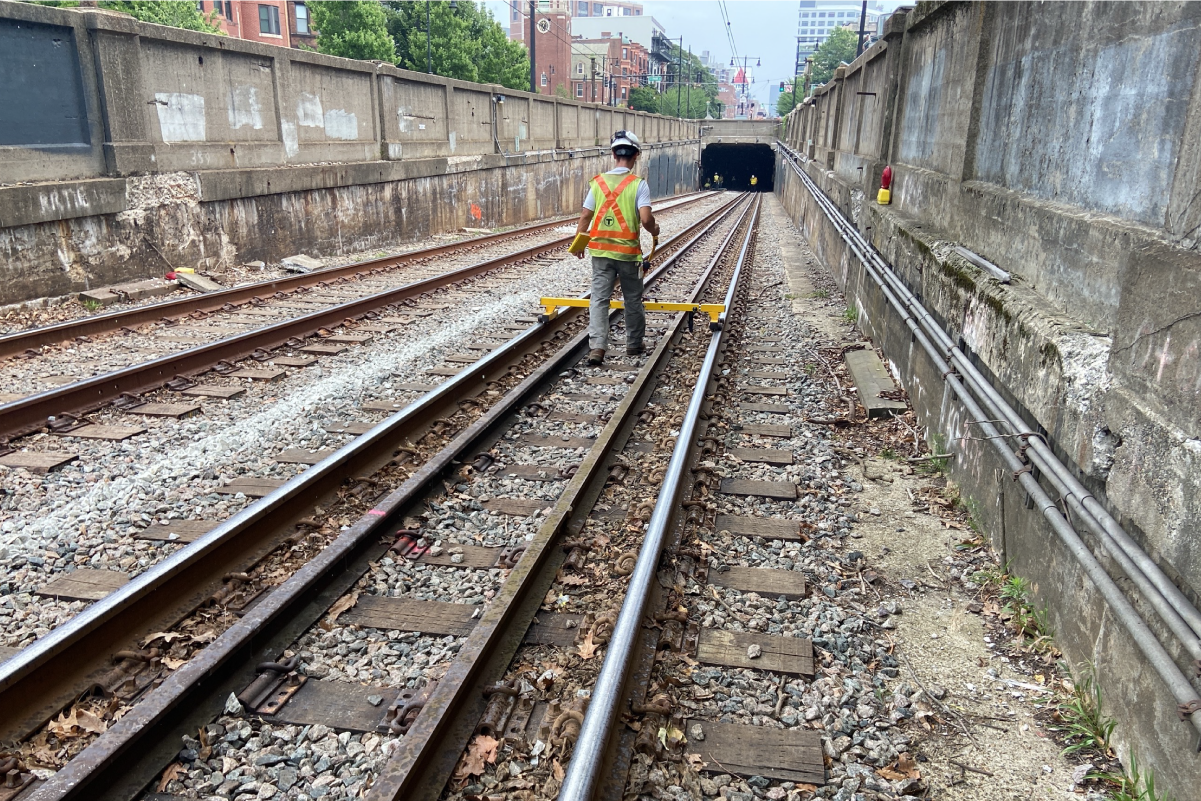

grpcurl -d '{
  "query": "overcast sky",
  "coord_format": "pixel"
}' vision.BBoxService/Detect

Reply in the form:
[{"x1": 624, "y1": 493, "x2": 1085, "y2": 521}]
[{"x1": 484, "y1": 0, "x2": 909, "y2": 113}]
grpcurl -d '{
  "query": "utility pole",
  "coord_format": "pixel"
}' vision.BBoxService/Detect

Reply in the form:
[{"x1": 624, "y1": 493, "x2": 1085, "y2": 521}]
[
  {"x1": 590, "y1": 56, "x2": 597, "y2": 103},
  {"x1": 528, "y1": 0, "x2": 536, "y2": 94},
  {"x1": 675, "y1": 37, "x2": 683, "y2": 117},
  {"x1": 426, "y1": 0, "x2": 432, "y2": 73},
  {"x1": 856, "y1": 0, "x2": 868, "y2": 58},
  {"x1": 685, "y1": 46, "x2": 692, "y2": 119},
  {"x1": 790, "y1": 37, "x2": 801, "y2": 111}
]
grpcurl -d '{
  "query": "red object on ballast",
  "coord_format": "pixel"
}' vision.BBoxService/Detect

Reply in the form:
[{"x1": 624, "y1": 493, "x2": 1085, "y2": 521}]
[{"x1": 877, "y1": 165, "x2": 892, "y2": 205}]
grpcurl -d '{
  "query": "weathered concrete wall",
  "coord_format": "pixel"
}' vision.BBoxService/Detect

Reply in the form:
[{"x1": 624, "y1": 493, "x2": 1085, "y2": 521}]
[
  {"x1": 776, "y1": 2, "x2": 1201, "y2": 797},
  {"x1": 0, "y1": 2, "x2": 700, "y2": 304}
]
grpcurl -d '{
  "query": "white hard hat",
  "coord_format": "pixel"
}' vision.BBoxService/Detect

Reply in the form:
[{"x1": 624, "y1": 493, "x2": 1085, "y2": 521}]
[{"x1": 611, "y1": 130, "x2": 641, "y2": 155}]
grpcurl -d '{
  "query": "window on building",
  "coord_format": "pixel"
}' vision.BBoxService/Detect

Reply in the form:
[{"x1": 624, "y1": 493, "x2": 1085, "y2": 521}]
[
  {"x1": 576, "y1": 83, "x2": 584, "y2": 97},
  {"x1": 259, "y1": 4, "x2": 281, "y2": 34},
  {"x1": 541, "y1": 72, "x2": 548, "y2": 86},
  {"x1": 224, "y1": 1, "x2": 232, "y2": 18},
  {"x1": 621, "y1": 86, "x2": 627, "y2": 98},
  {"x1": 622, "y1": 66, "x2": 627, "y2": 76},
  {"x1": 196, "y1": 1, "x2": 203, "y2": 12},
  {"x1": 622, "y1": 47, "x2": 627, "y2": 59},
  {"x1": 593, "y1": 3, "x2": 603, "y2": 13},
  {"x1": 512, "y1": 8, "x2": 518, "y2": 20},
  {"x1": 295, "y1": 2, "x2": 309, "y2": 33}
]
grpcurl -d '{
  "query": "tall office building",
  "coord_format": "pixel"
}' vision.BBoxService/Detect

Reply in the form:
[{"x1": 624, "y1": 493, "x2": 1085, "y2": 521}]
[{"x1": 796, "y1": 1, "x2": 885, "y2": 64}]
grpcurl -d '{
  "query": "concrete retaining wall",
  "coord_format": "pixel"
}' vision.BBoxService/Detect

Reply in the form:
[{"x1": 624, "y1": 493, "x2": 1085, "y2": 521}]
[
  {"x1": 776, "y1": 2, "x2": 1201, "y2": 797},
  {"x1": 0, "y1": 2, "x2": 699, "y2": 305}
]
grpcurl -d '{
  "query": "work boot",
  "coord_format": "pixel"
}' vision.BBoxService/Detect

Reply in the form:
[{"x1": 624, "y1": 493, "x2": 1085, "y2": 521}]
[
  {"x1": 587, "y1": 348, "x2": 605, "y2": 365},
  {"x1": 626, "y1": 343, "x2": 644, "y2": 356}
]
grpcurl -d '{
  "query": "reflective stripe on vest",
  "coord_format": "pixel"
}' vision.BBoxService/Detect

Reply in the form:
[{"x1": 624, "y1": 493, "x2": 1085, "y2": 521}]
[{"x1": 587, "y1": 173, "x2": 642, "y2": 261}]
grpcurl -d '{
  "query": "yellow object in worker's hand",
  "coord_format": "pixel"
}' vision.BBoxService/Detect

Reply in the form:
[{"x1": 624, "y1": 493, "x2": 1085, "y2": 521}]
[
  {"x1": 877, "y1": 188, "x2": 891, "y2": 205},
  {"x1": 568, "y1": 233, "x2": 591, "y2": 255}
]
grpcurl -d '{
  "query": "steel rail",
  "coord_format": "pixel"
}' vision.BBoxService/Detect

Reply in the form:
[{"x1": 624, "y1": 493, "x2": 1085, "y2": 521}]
[
  {"x1": 0, "y1": 193, "x2": 714, "y2": 442},
  {"x1": 0, "y1": 191, "x2": 712, "y2": 360},
  {"x1": 10, "y1": 194, "x2": 752, "y2": 798},
  {"x1": 778, "y1": 147, "x2": 1201, "y2": 735},
  {"x1": 558, "y1": 195, "x2": 761, "y2": 801}
]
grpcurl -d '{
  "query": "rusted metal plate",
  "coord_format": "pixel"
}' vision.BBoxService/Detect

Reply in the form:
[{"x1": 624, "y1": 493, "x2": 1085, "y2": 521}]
[
  {"x1": 394, "y1": 382, "x2": 438, "y2": 392},
  {"x1": 844, "y1": 349, "x2": 908, "y2": 418},
  {"x1": 417, "y1": 545, "x2": 500, "y2": 569},
  {"x1": 696, "y1": 629, "x2": 814, "y2": 676},
  {"x1": 133, "y1": 520, "x2": 215, "y2": 543},
  {"x1": 216, "y1": 477, "x2": 286, "y2": 497},
  {"x1": 228, "y1": 368, "x2": 285, "y2": 381},
  {"x1": 444, "y1": 354, "x2": 480, "y2": 364},
  {"x1": 58, "y1": 424, "x2": 146, "y2": 441},
  {"x1": 500, "y1": 463, "x2": 569, "y2": 481},
  {"x1": 271, "y1": 356, "x2": 317, "y2": 368},
  {"x1": 340, "y1": 596, "x2": 478, "y2": 637},
  {"x1": 687, "y1": 719, "x2": 824, "y2": 784},
  {"x1": 300, "y1": 343, "x2": 348, "y2": 355},
  {"x1": 585, "y1": 376, "x2": 627, "y2": 386},
  {"x1": 325, "y1": 422, "x2": 374, "y2": 435},
  {"x1": 740, "y1": 402, "x2": 790, "y2": 414},
  {"x1": 739, "y1": 424, "x2": 793, "y2": 438},
  {"x1": 523, "y1": 612, "x2": 584, "y2": 646},
  {"x1": 743, "y1": 385, "x2": 788, "y2": 397},
  {"x1": 362, "y1": 400, "x2": 408, "y2": 412},
  {"x1": 727, "y1": 447, "x2": 793, "y2": 465},
  {"x1": 548, "y1": 410, "x2": 599, "y2": 423},
  {"x1": 358, "y1": 324, "x2": 400, "y2": 333},
  {"x1": 516, "y1": 434, "x2": 596, "y2": 449},
  {"x1": 709, "y1": 567, "x2": 807, "y2": 600},
  {"x1": 274, "y1": 448, "x2": 335, "y2": 465},
  {"x1": 481, "y1": 497, "x2": 548, "y2": 517},
  {"x1": 36, "y1": 569, "x2": 131, "y2": 602},
  {"x1": 749, "y1": 345, "x2": 784, "y2": 353},
  {"x1": 263, "y1": 679, "x2": 398, "y2": 733},
  {"x1": 749, "y1": 371, "x2": 789, "y2": 381},
  {"x1": 719, "y1": 479, "x2": 797, "y2": 500},
  {"x1": 325, "y1": 334, "x2": 372, "y2": 344},
  {"x1": 0, "y1": 451, "x2": 78, "y2": 473},
  {"x1": 426, "y1": 367, "x2": 462, "y2": 377},
  {"x1": 752, "y1": 357, "x2": 787, "y2": 365},
  {"x1": 714, "y1": 515, "x2": 807, "y2": 541},
  {"x1": 181, "y1": 384, "x2": 245, "y2": 399},
  {"x1": 128, "y1": 403, "x2": 201, "y2": 418}
]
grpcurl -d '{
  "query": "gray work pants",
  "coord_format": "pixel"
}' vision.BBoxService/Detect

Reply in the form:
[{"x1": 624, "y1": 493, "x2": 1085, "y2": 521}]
[{"x1": 589, "y1": 255, "x2": 645, "y2": 351}]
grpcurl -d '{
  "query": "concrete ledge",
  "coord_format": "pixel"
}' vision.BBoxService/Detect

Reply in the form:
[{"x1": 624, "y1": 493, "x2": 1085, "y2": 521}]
[{"x1": 0, "y1": 178, "x2": 127, "y2": 227}]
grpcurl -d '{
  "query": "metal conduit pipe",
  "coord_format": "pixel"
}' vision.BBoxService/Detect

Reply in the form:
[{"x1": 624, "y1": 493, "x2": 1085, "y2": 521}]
[
  {"x1": 778, "y1": 151, "x2": 1201, "y2": 734},
  {"x1": 776, "y1": 146, "x2": 1201, "y2": 662},
  {"x1": 558, "y1": 197, "x2": 761, "y2": 801}
]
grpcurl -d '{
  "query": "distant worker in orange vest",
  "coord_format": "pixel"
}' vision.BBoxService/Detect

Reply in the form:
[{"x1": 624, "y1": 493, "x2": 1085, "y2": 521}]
[{"x1": 570, "y1": 131, "x2": 660, "y2": 366}]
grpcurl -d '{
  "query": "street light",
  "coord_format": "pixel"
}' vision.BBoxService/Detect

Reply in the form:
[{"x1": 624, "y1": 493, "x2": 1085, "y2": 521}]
[{"x1": 425, "y1": 2, "x2": 458, "y2": 77}]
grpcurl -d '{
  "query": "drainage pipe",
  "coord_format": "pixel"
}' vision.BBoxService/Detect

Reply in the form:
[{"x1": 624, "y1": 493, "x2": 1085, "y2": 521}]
[
  {"x1": 778, "y1": 149, "x2": 1201, "y2": 735},
  {"x1": 558, "y1": 197, "x2": 761, "y2": 801}
]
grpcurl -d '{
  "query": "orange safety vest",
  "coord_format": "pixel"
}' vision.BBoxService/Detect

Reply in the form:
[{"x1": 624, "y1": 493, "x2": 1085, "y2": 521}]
[{"x1": 587, "y1": 172, "x2": 643, "y2": 261}]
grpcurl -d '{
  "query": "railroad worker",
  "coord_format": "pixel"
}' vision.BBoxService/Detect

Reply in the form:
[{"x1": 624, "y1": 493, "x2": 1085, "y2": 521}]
[
  {"x1": 570, "y1": 130, "x2": 659, "y2": 366},
  {"x1": 750, "y1": 174, "x2": 758, "y2": 187},
  {"x1": 714, "y1": 173, "x2": 722, "y2": 188}
]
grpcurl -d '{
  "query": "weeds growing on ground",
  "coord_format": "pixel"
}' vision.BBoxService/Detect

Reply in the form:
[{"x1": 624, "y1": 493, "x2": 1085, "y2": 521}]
[
  {"x1": 1000, "y1": 574, "x2": 1052, "y2": 645},
  {"x1": 1051, "y1": 662, "x2": 1115, "y2": 757},
  {"x1": 880, "y1": 447, "x2": 898, "y2": 460},
  {"x1": 81, "y1": 299, "x2": 102, "y2": 312},
  {"x1": 808, "y1": 288, "x2": 831, "y2": 299},
  {"x1": 1091, "y1": 753, "x2": 1174, "y2": 801},
  {"x1": 914, "y1": 431, "x2": 950, "y2": 475},
  {"x1": 843, "y1": 304, "x2": 859, "y2": 324}
]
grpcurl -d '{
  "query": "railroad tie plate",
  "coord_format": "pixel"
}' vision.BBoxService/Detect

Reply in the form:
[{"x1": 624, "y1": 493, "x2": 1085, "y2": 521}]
[
  {"x1": 324, "y1": 334, "x2": 372, "y2": 345},
  {"x1": 687, "y1": 719, "x2": 824, "y2": 785},
  {"x1": 56, "y1": 424, "x2": 146, "y2": 441},
  {"x1": 357, "y1": 324, "x2": 400, "y2": 334},
  {"x1": 180, "y1": 384, "x2": 246, "y2": 399},
  {"x1": 36, "y1": 569, "x2": 131, "y2": 602},
  {"x1": 444, "y1": 354, "x2": 480, "y2": 364},
  {"x1": 749, "y1": 371, "x2": 789, "y2": 381},
  {"x1": 727, "y1": 447, "x2": 793, "y2": 465},
  {"x1": 718, "y1": 479, "x2": 797, "y2": 500},
  {"x1": 0, "y1": 451, "x2": 78, "y2": 473},
  {"x1": 133, "y1": 520, "x2": 215, "y2": 543},
  {"x1": 270, "y1": 356, "x2": 317, "y2": 368},
  {"x1": 466, "y1": 342, "x2": 498, "y2": 351},
  {"x1": 752, "y1": 357, "x2": 788, "y2": 365},
  {"x1": 426, "y1": 367, "x2": 463, "y2": 377},
  {"x1": 261, "y1": 679, "x2": 399, "y2": 733},
  {"x1": 299, "y1": 344, "x2": 348, "y2": 355},
  {"x1": 740, "y1": 402, "x2": 790, "y2": 414},
  {"x1": 695, "y1": 629, "x2": 814, "y2": 676},
  {"x1": 339, "y1": 596, "x2": 478, "y2": 637},
  {"x1": 386, "y1": 310, "x2": 432, "y2": 318},
  {"x1": 743, "y1": 385, "x2": 789, "y2": 397},
  {"x1": 714, "y1": 514, "x2": 808, "y2": 541},
  {"x1": 325, "y1": 422, "x2": 374, "y2": 436},
  {"x1": 228, "y1": 368, "x2": 285, "y2": 382},
  {"x1": 392, "y1": 382, "x2": 439, "y2": 392},
  {"x1": 274, "y1": 448, "x2": 335, "y2": 465},
  {"x1": 361, "y1": 400, "x2": 408, "y2": 412},
  {"x1": 216, "y1": 477, "x2": 286, "y2": 497},
  {"x1": 709, "y1": 566, "x2": 807, "y2": 600},
  {"x1": 738, "y1": 424, "x2": 793, "y2": 438},
  {"x1": 128, "y1": 403, "x2": 202, "y2": 418}
]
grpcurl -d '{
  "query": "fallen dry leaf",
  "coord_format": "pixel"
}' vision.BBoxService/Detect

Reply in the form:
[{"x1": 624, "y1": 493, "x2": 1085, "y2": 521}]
[
  {"x1": 325, "y1": 590, "x2": 361, "y2": 627},
  {"x1": 452, "y1": 734, "x2": 500, "y2": 781},
  {"x1": 896, "y1": 752, "x2": 921, "y2": 779},
  {"x1": 142, "y1": 631, "x2": 186, "y2": 648},
  {"x1": 163, "y1": 656, "x2": 188, "y2": 670},
  {"x1": 685, "y1": 753, "x2": 707, "y2": 771},
  {"x1": 552, "y1": 758, "x2": 565, "y2": 782},
  {"x1": 158, "y1": 763, "x2": 184, "y2": 792},
  {"x1": 557, "y1": 573, "x2": 589, "y2": 586},
  {"x1": 577, "y1": 630, "x2": 598, "y2": 659},
  {"x1": 75, "y1": 708, "x2": 106, "y2": 734}
]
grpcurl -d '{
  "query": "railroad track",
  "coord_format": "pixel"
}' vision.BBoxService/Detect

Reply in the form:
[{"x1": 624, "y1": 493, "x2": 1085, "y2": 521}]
[
  {"x1": 0, "y1": 191, "x2": 716, "y2": 441},
  {"x1": 0, "y1": 193, "x2": 755, "y2": 800}
]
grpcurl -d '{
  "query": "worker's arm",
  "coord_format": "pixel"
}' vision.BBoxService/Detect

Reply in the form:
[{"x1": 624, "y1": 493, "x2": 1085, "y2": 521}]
[
  {"x1": 639, "y1": 206, "x2": 659, "y2": 237},
  {"x1": 571, "y1": 208, "x2": 594, "y2": 259}
]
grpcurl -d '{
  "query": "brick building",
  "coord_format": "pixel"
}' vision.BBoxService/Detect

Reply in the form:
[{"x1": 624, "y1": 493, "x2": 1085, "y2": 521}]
[{"x1": 200, "y1": 1, "x2": 315, "y2": 50}]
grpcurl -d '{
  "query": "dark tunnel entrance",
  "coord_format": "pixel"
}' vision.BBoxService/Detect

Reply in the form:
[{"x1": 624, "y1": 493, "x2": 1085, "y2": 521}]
[{"x1": 701, "y1": 143, "x2": 775, "y2": 192}]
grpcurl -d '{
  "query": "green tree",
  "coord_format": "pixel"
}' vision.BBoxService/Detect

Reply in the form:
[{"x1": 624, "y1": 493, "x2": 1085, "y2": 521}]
[
  {"x1": 776, "y1": 78, "x2": 803, "y2": 116},
  {"x1": 810, "y1": 26, "x2": 857, "y2": 86},
  {"x1": 661, "y1": 43, "x2": 719, "y2": 118},
  {"x1": 310, "y1": 0, "x2": 396, "y2": 62},
  {"x1": 628, "y1": 85, "x2": 660, "y2": 113},
  {"x1": 384, "y1": 1, "x2": 528, "y2": 91},
  {"x1": 25, "y1": 1, "x2": 222, "y2": 32}
]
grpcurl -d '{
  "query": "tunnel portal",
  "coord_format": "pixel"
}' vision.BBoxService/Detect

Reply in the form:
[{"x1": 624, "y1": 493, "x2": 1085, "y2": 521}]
[{"x1": 701, "y1": 143, "x2": 775, "y2": 192}]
